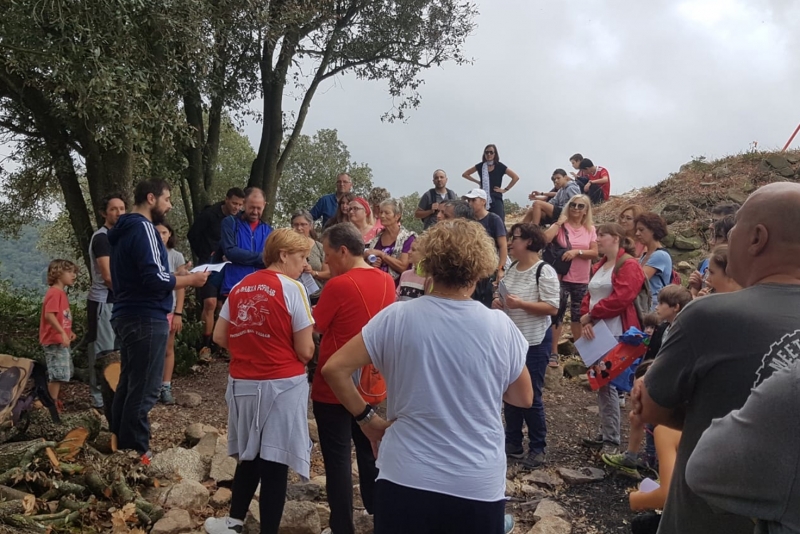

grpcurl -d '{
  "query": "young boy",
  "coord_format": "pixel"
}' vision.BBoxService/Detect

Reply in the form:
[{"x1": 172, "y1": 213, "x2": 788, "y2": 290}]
[
  {"x1": 602, "y1": 285, "x2": 692, "y2": 475},
  {"x1": 397, "y1": 240, "x2": 426, "y2": 301},
  {"x1": 39, "y1": 260, "x2": 78, "y2": 411}
]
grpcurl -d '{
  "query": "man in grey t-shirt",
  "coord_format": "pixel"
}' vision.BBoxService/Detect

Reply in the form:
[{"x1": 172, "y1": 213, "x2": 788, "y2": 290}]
[
  {"x1": 86, "y1": 194, "x2": 126, "y2": 410},
  {"x1": 632, "y1": 182, "x2": 800, "y2": 534}
]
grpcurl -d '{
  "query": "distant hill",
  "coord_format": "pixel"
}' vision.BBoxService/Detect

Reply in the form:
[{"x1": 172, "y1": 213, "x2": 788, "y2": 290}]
[{"x1": 0, "y1": 223, "x2": 51, "y2": 295}]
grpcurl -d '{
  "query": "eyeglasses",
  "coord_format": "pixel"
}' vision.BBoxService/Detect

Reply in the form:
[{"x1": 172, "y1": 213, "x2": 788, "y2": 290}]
[
  {"x1": 569, "y1": 202, "x2": 587, "y2": 210},
  {"x1": 336, "y1": 180, "x2": 351, "y2": 185},
  {"x1": 349, "y1": 206, "x2": 365, "y2": 212},
  {"x1": 511, "y1": 234, "x2": 524, "y2": 241},
  {"x1": 484, "y1": 150, "x2": 495, "y2": 155}
]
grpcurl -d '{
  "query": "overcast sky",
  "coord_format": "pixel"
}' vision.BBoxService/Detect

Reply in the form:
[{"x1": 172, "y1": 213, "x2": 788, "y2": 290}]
[{"x1": 251, "y1": 0, "x2": 800, "y2": 206}]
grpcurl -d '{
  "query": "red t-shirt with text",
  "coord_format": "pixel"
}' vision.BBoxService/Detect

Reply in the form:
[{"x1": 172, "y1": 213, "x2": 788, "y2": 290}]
[
  {"x1": 220, "y1": 270, "x2": 314, "y2": 380},
  {"x1": 39, "y1": 287, "x2": 72, "y2": 346},
  {"x1": 312, "y1": 268, "x2": 396, "y2": 404},
  {"x1": 589, "y1": 166, "x2": 611, "y2": 200}
]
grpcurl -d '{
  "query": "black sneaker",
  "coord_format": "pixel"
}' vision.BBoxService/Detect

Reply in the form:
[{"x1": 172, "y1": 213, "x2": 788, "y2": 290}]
[
  {"x1": 581, "y1": 434, "x2": 604, "y2": 449},
  {"x1": 518, "y1": 451, "x2": 546, "y2": 469},
  {"x1": 505, "y1": 443, "x2": 525, "y2": 459}
]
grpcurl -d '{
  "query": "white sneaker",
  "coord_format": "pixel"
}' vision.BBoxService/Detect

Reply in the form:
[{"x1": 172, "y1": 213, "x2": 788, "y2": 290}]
[
  {"x1": 322, "y1": 529, "x2": 332, "y2": 534},
  {"x1": 204, "y1": 516, "x2": 244, "y2": 534}
]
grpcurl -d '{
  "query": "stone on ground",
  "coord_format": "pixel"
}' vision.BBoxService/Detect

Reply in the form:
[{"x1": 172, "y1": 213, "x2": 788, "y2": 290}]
[
  {"x1": 308, "y1": 419, "x2": 319, "y2": 443},
  {"x1": 354, "y1": 512, "x2": 374, "y2": 534},
  {"x1": 149, "y1": 447, "x2": 208, "y2": 483},
  {"x1": 522, "y1": 471, "x2": 563, "y2": 489},
  {"x1": 556, "y1": 467, "x2": 605, "y2": 485},
  {"x1": 151, "y1": 508, "x2": 193, "y2": 534},
  {"x1": 278, "y1": 500, "x2": 321, "y2": 534},
  {"x1": 193, "y1": 431, "x2": 219, "y2": 462},
  {"x1": 286, "y1": 482, "x2": 321, "y2": 502},
  {"x1": 163, "y1": 479, "x2": 210, "y2": 510},
  {"x1": 544, "y1": 365, "x2": 562, "y2": 390},
  {"x1": 184, "y1": 422, "x2": 219, "y2": 445},
  {"x1": 316, "y1": 503, "x2": 331, "y2": 529},
  {"x1": 534, "y1": 499, "x2": 569, "y2": 521},
  {"x1": 527, "y1": 516, "x2": 572, "y2": 534},
  {"x1": 210, "y1": 434, "x2": 237, "y2": 483},
  {"x1": 562, "y1": 360, "x2": 587, "y2": 378},
  {"x1": 211, "y1": 487, "x2": 232, "y2": 508},
  {"x1": 178, "y1": 392, "x2": 203, "y2": 407}
]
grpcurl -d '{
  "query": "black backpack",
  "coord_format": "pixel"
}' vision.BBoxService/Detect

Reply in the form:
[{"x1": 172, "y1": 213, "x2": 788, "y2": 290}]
[{"x1": 542, "y1": 225, "x2": 572, "y2": 276}]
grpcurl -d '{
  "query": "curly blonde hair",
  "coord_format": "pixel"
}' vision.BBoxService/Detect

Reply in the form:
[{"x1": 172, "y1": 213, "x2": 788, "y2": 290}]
[
  {"x1": 417, "y1": 219, "x2": 498, "y2": 289},
  {"x1": 566, "y1": 194, "x2": 594, "y2": 230},
  {"x1": 262, "y1": 228, "x2": 312, "y2": 266},
  {"x1": 47, "y1": 259, "x2": 77, "y2": 286}
]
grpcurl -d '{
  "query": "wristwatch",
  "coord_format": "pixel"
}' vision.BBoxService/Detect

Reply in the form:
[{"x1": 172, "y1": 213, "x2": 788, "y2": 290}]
[
  {"x1": 355, "y1": 404, "x2": 376, "y2": 426},
  {"x1": 578, "y1": 250, "x2": 583, "y2": 256}
]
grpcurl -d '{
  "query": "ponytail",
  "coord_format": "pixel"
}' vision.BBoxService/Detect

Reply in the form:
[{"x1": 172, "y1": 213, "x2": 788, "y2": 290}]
[{"x1": 621, "y1": 236, "x2": 637, "y2": 257}]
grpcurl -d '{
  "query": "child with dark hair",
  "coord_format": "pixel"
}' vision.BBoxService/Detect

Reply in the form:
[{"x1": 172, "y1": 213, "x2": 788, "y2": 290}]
[
  {"x1": 641, "y1": 313, "x2": 660, "y2": 336},
  {"x1": 40, "y1": 259, "x2": 78, "y2": 411},
  {"x1": 155, "y1": 223, "x2": 186, "y2": 405}
]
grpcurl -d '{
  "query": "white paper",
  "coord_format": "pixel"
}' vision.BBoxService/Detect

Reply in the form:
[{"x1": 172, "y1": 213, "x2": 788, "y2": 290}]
[
  {"x1": 300, "y1": 272, "x2": 319, "y2": 296},
  {"x1": 639, "y1": 477, "x2": 660, "y2": 493},
  {"x1": 574, "y1": 320, "x2": 618, "y2": 366},
  {"x1": 190, "y1": 262, "x2": 229, "y2": 273}
]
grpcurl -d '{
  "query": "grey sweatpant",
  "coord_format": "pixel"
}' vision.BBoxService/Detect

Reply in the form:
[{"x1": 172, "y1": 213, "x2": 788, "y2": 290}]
[{"x1": 597, "y1": 384, "x2": 620, "y2": 445}]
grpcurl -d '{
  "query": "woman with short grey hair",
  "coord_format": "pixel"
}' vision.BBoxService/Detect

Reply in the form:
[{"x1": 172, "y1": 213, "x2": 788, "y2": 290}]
[{"x1": 365, "y1": 199, "x2": 416, "y2": 285}]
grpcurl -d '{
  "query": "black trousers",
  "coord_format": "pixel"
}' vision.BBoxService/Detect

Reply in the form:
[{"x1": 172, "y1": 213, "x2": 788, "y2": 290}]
[
  {"x1": 229, "y1": 457, "x2": 289, "y2": 534},
  {"x1": 373, "y1": 480, "x2": 506, "y2": 534},
  {"x1": 313, "y1": 401, "x2": 379, "y2": 534}
]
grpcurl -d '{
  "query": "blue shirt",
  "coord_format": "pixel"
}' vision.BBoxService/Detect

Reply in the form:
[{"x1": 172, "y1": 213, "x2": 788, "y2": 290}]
[
  {"x1": 309, "y1": 193, "x2": 339, "y2": 225},
  {"x1": 641, "y1": 249, "x2": 672, "y2": 310}
]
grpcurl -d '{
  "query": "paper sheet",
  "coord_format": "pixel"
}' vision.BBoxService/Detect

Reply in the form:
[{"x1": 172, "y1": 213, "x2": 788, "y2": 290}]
[
  {"x1": 574, "y1": 320, "x2": 618, "y2": 366},
  {"x1": 300, "y1": 272, "x2": 319, "y2": 296},
  {"x1": 190, "y1": 262, "x2": 229, "y2": 273},
  {"x1": 639, "y1": 477, "x2": 660, "y2": 493}
]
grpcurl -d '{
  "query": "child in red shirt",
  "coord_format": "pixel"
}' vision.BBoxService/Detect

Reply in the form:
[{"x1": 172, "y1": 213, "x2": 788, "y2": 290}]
[{"x1": 39, "y1": 260, "x2": 78, "y2": 409}]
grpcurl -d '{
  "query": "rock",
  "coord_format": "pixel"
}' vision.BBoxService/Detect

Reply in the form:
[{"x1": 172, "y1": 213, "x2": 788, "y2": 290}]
[
  {"x1": 520, "y1": 484, "x2": 545, "y2": 497},
  {"x1": 211, "y1": 487, "x2": 232, "y2": 508},
  {"x1": 522, "y1": 471, "x2": 563, "y2": 489},
  {"x1": 286, "y1": 483, "x2": 321, "y2": 502},
  {"x1": 562, "y1": 360, "x2": 587, "y2": 378},
  {"x1": 506, "y1": 478, "x2": 517, "y2": 495},
  {"x1": 787, "y1": 153, "x2": 800, "y2": 165},
  {"x1": 660, "y1": 233, "x2": 676, "y2": 248},
  {"x1": 527, "y1": 516, "x2": 572, "y2": 534},
  {"x1": 193, "y1": 431, "x2": 219, "y2": 462},
  {"x1": 543, "y1": 365, "x2": 562, "y2": 390},
  {"x1": 584, "y1": 405, "x2": 599, "y2": 414},
  {"x1": 245, "y1": 500, "x2": 261, "y2": 533},
  {"x1": 778, "y1": 166, "x2": 796, "y2": 178},
  {"x1": 185, "y1": 423, "x2": 219, "y2": 445},
  {"x1": 164, "y1": 480, "x2": 210, "y2": 510},
  {"x1": 354, "y1": 512, "x2": 374, "y2": 534},
  {"x1": 210, "y1": 435, "x2": 237, "y2": 483},
  {"x1": 307, "y1": 419, "x2": 319, "y2": 443},
  {"x1": 151, "y1": 508, "x2": 193, "y2": 534},
  {"x1": 668, "y1": 248, "x2": 705, "y2": 265},
  {"x1": 726, "y1": 190, "x2": 749, "y2": 205},
  {"x1": 764, "y1": 154, "x2": 791, "y2": 170},
  {"x1": 557, "y1": 340, "x2": 576, "y2": 356},
  {"x1": 677, "y1": 261, "x2": 694, "y2": 274},
  {"x1": 576, "y1": 375, "x2": 592, "y2": 391},
  {"x1": 152, "y1": 422, "x2": 162, "y2": 432},
  {"x1": 278, "y1": 500, "x2": 321, "y2": 534},
  {"x1": 178, "y1": 392, "x2": 203, "y2": 408},
  {"x1": 534, "y1": 499, "x2": 569, "y2": 521},
  {"x1": 149, "y1": 447, "x2": 208, "y2": 483},
  {"x1": 351, "y1": 460, "x2": 359, "y2": 478},
  {"x1": 310, "y1": 475, "x2": 326, "y2": 491},
  {"x1": 672, "y1": 235, "x2": 702, "y2": 251},
  {"x1": 556, "y1": 467, "x2": 605, "y2": 485},
  {"x1": 316, "y1": 503, "x2": 330, "y2": 529}
]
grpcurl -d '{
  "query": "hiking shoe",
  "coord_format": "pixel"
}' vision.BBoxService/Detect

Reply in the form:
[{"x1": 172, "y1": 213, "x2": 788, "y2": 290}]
[
  {"x1": 140, "y1": 451, "x2": 152, "y2": 466},
  {"x1": 601, "y1": 441, "x2": 619, "y2": 455},
  {"x1": 602, "y1": 452, "x2": 640, "y2": 477},
  {"x1": 581, "y1": 434, "x2": 604, "y2": 449},
  {"x1": 160, "y1": 384, "x2": 176, "y2": 405},
  {"x1": 618, "y1": 391, "x2": 626, "y2": 407},
  {"x1": 204, "y1": 517, "x2": 244, "y2": 534},
  {"x1": 505, "y1": 443, "x2": 525, "y2": 459},
  {"x1": 548, "y1": 353, "x2": 559, "y2": 368},
  {"x1": 518, "y1": 451, "x2": 546, "y2": 469},
  {"x1": 504, "y1": 514, "x2": 515, "y2": 534},
  {"x1": 198, "y1": 346, "x2": 213, "y2": 364}
]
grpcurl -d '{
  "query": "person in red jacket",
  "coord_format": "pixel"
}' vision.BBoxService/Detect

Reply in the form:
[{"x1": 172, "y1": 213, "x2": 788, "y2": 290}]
[{"x1": 577, "y1": 223, "x2": 645, "y2": 453}]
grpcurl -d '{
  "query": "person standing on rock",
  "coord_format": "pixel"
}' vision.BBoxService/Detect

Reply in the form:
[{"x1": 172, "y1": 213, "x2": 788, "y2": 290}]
[
  {"x1": 632, "y1": 182, "x2": 800, "y2": 534},
  {"x1": 109, "y1": 179, "x2": 210, "y2": 460},
  {"x1": 312, "y1": 222, "x2": 396, "y2": 534},
  {"x1": 205, "y1": 229, "x2": 315, "y2": 534},
  {"x1": 492, "y1": 223, "x2": 560, "y2": 469},
  {"x1": 461, "y1": 144, "x2": 520, "y2": 221},
  {"x1": 321, "y1": 218, "x2": 531, "y2": 534},
  {"x1": 414, "y1": 169, "x2": 458, "y2": 230}
]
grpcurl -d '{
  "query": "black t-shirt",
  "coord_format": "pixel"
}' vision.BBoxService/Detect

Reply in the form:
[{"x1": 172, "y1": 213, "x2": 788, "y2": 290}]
[
  {"x1": 473, "y1": 162, "x2": 509, "y2": 197},
  {"x1": 418, "y1": 188, "x2": 457, "y2": 229},
  {"x1": 477, "y1": 212, "x2": 507, "y2": 249},
  {"x1": 90, "y1": 232, "x2": 114, "y2": 303}
]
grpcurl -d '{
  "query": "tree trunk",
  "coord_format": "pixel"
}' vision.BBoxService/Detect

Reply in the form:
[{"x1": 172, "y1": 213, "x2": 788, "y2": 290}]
[{"x1": 182, "y1": 83, "x2": 208, "y2": 220}]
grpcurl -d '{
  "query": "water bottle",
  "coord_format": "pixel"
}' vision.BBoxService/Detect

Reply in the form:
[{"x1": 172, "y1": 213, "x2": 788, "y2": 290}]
[{"x1": 368, "y1": 254, "x2": 377, "y2": 263}]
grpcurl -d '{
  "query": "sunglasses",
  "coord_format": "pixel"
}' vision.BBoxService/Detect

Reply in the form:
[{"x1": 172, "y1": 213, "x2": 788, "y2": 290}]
[
  {"x1": 484, "y1": 150, "x2": 495, "y2": 155},
  {"x1": 569, "y1": 202, "x2": 587, "y2": 210}
]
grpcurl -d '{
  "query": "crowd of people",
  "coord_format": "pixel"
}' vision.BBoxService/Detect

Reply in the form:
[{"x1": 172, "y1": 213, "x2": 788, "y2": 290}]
[{"x1": 34, "y1": 145, "x2": 800, "y2": 534}]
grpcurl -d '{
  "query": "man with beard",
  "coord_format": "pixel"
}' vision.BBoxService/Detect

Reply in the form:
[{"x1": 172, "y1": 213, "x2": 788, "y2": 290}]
[{"x1": 109, "y1": 179, "x2": 210, "y2": 459}]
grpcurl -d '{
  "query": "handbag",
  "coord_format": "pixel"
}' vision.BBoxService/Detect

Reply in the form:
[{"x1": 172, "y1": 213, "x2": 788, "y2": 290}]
[{"x1": 542, "y1": 225, "x2": 572, "y2": 276}]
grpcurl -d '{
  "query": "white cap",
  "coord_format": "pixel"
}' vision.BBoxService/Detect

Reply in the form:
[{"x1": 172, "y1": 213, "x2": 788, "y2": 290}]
[{"x1": 463, "y1": 188, "x2": 487, "y2": 200}]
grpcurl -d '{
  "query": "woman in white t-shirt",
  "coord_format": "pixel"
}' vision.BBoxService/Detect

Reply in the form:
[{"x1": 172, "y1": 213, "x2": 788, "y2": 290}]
[
  {"x1": 543, "y1": 194, "x2": 598, "y2": 367},
  {"x1": 492, "y1": 223, "x2": 560, "y2": 469},
  {"x1": 577, "y1": 223, "x2": 645, "y2": 454},
  {"x1": 155, "y1": 223, "x2": 185, "y2": 406},
  {"x1": 321, "y1": 218, "x2": 532, "y2": 534}
]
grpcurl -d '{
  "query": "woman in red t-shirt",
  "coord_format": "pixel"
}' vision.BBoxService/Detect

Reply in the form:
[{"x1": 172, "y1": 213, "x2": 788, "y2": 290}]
[{"x1": 206, "y1": 229, "x2": 315, "y2": 534}]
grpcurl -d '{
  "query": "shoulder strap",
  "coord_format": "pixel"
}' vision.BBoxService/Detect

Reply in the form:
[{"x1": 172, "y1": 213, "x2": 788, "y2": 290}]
[
  {"x1": 344, "y1": 273, "x2": 388, "y2": 320},
  {"x1": 613, "y1": 254, "x2": 634, "y2": 275},
  {"x1": 535, "y1": 261, "x2": 545, "y2": 285}
]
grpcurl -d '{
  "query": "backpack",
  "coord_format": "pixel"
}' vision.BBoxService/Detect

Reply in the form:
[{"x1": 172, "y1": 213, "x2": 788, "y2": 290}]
[
  {"x1": 656, "y1": 248, "x2": 682, "y2": 285},
  {"x1": 428, "y1": 188, "x2": 457, "y2": 205},
  {"x1": 613, "y1": 254, "x2": 652, "y2": 327},
  {"x1": 344, "y1": 274, "x2": 389, "y2": 404},
  {"x1": 542, "y1": 225, "x2": 572, "y2": 276}
]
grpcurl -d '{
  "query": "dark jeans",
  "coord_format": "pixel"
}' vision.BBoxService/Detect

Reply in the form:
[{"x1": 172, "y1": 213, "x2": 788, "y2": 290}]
[
  {"x1": 504, "y1": 328, "x2": 552, "y2": 454},
  {"x1": 373, "y1": 480, "x2": 505, "y2": 534},
  {"x1": 488, "y1": 195, "x2": 505, "y2": 221},
  {"x1": 110, "y1": 315, "x2": 169, "y2": 453},
  {"x1": 313, "y1": 401, "x2": 379, "y2": 534},
  {"x1": 229, "y1": 457, "x2": 289, "y2": 534}
]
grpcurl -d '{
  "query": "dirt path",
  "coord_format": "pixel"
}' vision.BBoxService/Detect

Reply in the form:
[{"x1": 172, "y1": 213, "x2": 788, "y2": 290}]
[{"x1": 60, "y1": 360, "x2": 639, "y2": 533}]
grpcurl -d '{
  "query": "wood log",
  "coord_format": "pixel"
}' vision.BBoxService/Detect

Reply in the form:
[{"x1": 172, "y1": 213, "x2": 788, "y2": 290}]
[
  {"x1": 14, "y1": 409, "x2": 101, "y2": 443},
  {"x1": 84, "y1": 470, "x2": 112, "y2": 500},
  {"x1": 97, "y1": 351, "x2": 120, "y2": 424},
  {"x1": 112, "y1": 474, "x2": 136, "y2": 503},
  {"x1": 0, "y1": 485, "x2": 31, "y2": 501},
  {"x1": 0, "y1": 440, "x2": 52, "y2": 473},
  {"x1": 0, "y1": 500, "x2": 25, "y2": 517},
  {"x1": 0, "y1": 515, "x2": 47, "y2": 532}
]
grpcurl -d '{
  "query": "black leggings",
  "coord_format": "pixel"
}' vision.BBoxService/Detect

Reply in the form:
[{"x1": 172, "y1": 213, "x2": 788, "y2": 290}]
[{"x1": 229, "y1": 457, "x2": 289, "y2": 534}]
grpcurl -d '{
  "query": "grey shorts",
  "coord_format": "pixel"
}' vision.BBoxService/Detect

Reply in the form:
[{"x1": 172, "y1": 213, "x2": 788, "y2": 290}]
[
  {"x1": 43, "y1": 344, "x2": 73, "y2": 382},
  {"x1": 87, "y1": 300, "x2": 116, "y2": 355}
]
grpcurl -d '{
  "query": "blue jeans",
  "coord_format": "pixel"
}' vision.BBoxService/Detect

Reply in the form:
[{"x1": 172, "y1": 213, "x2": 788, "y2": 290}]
[
  {"x1": 504, "y1": 328, "x2": 551, "y2": 454},
  {"x1": 111, "y1": 315, "x2": 169, "y2": 453}
]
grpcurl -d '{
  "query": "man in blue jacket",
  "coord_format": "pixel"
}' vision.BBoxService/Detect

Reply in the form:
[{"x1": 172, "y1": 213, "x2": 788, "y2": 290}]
[
  {"x1": 109, "y1": 179, "x2": 210, "y2": 458},
  {"x1": 219, "y1": 187, "x2": 273, "y2": 297},
  {"x1": 309, "y1": 173, "x2": 353, "y2": 225}
]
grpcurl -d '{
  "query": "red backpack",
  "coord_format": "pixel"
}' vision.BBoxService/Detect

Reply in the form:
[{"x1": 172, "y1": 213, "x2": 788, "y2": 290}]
[{"x1": 345, "y1": 274, "x2": 389, "y2": 404}]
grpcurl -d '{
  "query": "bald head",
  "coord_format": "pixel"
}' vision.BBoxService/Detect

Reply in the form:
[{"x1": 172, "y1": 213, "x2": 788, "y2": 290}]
[
  {"x1": 727, "y1": 182, "x2": 800, "y2": 287},
  {"x1": 243, "y1": 187, "x2": 266, "y2": 223}
]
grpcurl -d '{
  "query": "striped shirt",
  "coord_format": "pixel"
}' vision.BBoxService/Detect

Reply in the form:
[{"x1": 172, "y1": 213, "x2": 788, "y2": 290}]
[{"x1": 502, "y1": 260, "x2": 560, "y2": 345}]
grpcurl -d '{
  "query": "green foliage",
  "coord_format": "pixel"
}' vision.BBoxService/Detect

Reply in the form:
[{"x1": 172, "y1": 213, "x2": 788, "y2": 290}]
[
  {"x1": 0, "y1": 223, "x2": 51, "y2": 294},
  {"x1": 504, "y1": 199, "x2": 523, "y2": 216},
  {"x1": 399, "y1": 192, "x2": 424, "y2": 234},
  {"x1": 275, "y1": 129, "x2": 373, "y2": 225},
  {"x1": 210, "y1": 120, "x2": 258, "y2": 202}
]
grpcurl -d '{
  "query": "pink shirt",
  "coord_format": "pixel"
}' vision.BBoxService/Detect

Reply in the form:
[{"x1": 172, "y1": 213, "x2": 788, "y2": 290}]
[{"x1": 558, "y1": 224, "x2": 597, "y2": 284}]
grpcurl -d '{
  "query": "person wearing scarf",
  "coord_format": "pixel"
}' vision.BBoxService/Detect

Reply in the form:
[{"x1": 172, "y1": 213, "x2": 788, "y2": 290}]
[{"x1": 462, "y1": 144, "x2": 521, "y2": 222}]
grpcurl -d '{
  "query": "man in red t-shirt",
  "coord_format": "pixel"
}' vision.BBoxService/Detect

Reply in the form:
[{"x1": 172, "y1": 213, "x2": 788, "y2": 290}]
[
  {"x1": 578, "y1": 158, "x2": 610, "y2": 204},
  {"x1": 312, "y1": 222, "x2": 395, "y2": 534}
]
